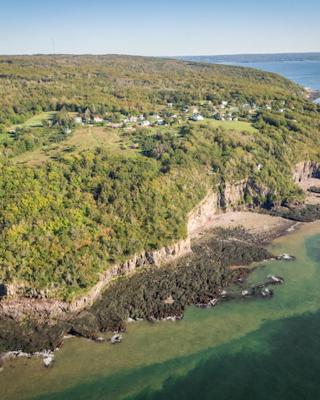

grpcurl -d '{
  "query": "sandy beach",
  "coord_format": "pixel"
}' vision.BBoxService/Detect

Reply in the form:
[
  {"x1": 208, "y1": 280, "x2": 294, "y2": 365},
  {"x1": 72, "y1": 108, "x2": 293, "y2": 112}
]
[
  {"x1": 191, "y1": 210, "x2": 296, "y2": 242},
  {"x1": 297, "y1": 177, "x2": 320, "y2": 205}
]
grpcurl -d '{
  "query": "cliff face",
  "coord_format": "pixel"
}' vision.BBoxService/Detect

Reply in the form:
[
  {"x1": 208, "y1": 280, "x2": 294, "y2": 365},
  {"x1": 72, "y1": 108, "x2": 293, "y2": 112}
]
[
  {"x1": 293, "y1": 161, "x2": 320, "y2": 183},
  {"x1": 187, "y1": 192, "x2": 219, "y2": 236},
  {"x1": 70, "y1": 238, "x2": 191, "y2": 311},
  {"x1": 187, "y1": 180, "x2": 252, "y2": 237},
  {"x1": 0, "y1": 238, "x2": 192, "y2": 317},
  {"x1": 74, "y1": 181, "x2": 253, "y2": 311},
  {"x1": 221, "y1": 180, "x2": 248, "y2": 209}
]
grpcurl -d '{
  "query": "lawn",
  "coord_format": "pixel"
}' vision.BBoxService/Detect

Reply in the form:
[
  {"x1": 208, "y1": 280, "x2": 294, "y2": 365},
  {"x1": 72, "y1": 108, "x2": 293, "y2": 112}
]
[
  {"x1": 196, "y1": 119, "x2": 257, "y2": 133},
  {"x1": 7, "y1": 112, "x2": 57, "y2": 131},
  {"x1": 23, "y1": 112, "x2": 56, "y2": 128}
]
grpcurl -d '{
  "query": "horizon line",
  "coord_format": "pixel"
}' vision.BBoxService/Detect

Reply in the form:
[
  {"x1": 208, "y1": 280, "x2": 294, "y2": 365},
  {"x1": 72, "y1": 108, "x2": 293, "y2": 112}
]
[{"x1": 0, "y1": 51, "x2": 320, "y2": 58}]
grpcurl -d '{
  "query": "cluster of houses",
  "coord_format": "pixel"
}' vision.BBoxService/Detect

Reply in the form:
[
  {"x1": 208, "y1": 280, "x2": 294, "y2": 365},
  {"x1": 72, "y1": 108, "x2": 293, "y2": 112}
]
[{"x1": 71, "y1": 99, "x2": 287, "y2": 130}]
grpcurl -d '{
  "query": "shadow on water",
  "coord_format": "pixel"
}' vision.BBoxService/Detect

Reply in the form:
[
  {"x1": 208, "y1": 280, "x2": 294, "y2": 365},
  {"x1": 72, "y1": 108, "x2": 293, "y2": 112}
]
[
  {"x1": 33, "y1": 312, "x2": 320, "y2": 400},
  {"x1": 129, "y1": 312, "x2": 320, "y2": 400}
]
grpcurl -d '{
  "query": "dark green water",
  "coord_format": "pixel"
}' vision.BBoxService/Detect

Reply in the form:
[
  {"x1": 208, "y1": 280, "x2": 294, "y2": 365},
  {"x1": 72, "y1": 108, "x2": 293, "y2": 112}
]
[{"x1": 2, "y1": 222, "x2": 320, "y2": 400}]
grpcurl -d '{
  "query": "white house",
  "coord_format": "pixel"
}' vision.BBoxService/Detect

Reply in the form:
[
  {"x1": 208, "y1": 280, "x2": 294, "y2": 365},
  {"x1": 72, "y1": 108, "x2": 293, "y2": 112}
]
[
  {"x1": 129, "y1": 116, "x2": 138, "y2": 123},
  {"x1": 74, "y1": 116, "x2": 82, "y2": 124},
  {"x1": 257, "y1": 163, "x2": 263, "y2": 171},
  {"x1": 140, "y1": 120, "x2": 151, "y2": 127},
  {"x1": 191, "y1": 114, "x2": 204, "y2": 121},
  {"x1": 221, "y1": 101, "x2": 228, "y2": 107},
  {"x1": 157, "y1": 119, "x2": 166, "y2": 126},
  {"x1": 94, "y1": 116, "x2": 104, "y2": 123}
]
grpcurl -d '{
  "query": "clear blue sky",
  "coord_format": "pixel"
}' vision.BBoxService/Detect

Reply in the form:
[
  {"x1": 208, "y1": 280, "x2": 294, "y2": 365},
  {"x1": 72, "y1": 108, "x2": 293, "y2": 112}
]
[{"x1": 1, "y1": 0, "x2": 319, "y2": 56}]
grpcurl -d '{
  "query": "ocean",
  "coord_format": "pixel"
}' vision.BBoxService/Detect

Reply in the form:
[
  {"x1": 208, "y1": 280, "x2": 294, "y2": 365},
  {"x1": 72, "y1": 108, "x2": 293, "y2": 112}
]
[
  {"x1": 2, "y1": 222, "x2": 320, "y2": 400},
  {"x1": 180, "y1": 56, "x2": 320, "y2": 99},
  {"x1": 221, "y1": 60, "x2": 320, "y2": 91}
]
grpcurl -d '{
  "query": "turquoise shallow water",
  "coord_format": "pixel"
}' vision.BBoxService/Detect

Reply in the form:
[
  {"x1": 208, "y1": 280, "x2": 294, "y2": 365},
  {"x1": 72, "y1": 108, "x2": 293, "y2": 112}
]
[{"x1": 2, "y1": 222, "x2": 320, "y2": 400}]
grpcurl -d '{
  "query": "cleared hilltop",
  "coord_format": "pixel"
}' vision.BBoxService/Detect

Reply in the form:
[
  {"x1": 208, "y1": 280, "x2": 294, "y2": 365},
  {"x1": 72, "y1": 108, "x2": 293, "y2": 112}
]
[{"x1": 0, "y1": 55, "x2": 320, "y2": 301}]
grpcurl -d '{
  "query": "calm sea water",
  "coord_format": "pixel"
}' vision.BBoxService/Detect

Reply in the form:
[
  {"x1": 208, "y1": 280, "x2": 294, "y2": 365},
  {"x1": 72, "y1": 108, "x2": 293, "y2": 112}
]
[
  {"x1": 223, "y1": 60, "x2": 320, "y2": 91},
  {"x1": 2, "y1": 222, "x2": 320, "y2": 400}
]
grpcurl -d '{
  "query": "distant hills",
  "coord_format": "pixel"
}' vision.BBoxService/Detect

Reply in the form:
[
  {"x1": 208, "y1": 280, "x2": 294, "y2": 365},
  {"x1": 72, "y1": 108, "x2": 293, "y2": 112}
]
[{"x1": 177, "y1": 53, "x2": 320, "y2": 64}]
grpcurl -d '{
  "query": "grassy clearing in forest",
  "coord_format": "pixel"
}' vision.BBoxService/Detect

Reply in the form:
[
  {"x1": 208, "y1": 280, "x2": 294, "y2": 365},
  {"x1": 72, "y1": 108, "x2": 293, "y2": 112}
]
[
  {"x1": 196, "y1": 119, "x2": 258, "y2": 133},
  {"x1": 8, "y1": 111, "x2": 57, "y2": 131},
  {"x1": 14, "y1": 126, "x2": 137, "y2": 165}
]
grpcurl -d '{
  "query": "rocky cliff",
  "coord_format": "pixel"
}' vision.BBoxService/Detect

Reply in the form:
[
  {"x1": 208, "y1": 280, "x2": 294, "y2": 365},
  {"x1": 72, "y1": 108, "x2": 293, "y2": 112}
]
[
  {"x1": 221, "y1": 180, "x2": 248, "y2": 209},
  {"x1": 293, "y1": 161, "x2": 320, "y2": 183},
  {"x1": 73, "y1": 179, "x2": 255, "y2": 311},
  {"x1": 70, "y1": 238, "x2": 191, "y2": 311},
  {"x1": 187, "y1": 192, "x2": 219, "y2": 236}
]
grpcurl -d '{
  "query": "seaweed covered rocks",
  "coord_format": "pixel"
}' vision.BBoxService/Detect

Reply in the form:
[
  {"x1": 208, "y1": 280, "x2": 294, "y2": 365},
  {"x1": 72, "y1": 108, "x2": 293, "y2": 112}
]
[
  {"x1": 268, "y1": 204, "x2": 320, "y2": 222},
  {"x1": 92, "y1": 227, "x2": 273, "y2": 332},
  {"x1": 0, "y1": 316, "x2": 66, "y2": 354},
  {"x1": 0, "y1": 227, "x2": 278, "y2": 353}
]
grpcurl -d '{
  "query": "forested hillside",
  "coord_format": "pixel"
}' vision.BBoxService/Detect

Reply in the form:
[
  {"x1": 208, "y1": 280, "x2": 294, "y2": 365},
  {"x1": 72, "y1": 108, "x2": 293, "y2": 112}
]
[{"x1": 0, "y1": 55, "x2": 320, "y2": 300}]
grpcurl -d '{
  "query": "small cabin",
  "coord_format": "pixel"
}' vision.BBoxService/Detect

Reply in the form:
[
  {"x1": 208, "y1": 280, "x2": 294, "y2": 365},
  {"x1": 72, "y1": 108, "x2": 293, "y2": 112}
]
[{"x1": 191, "y1": 114, "x2": 204, "y2": 121}]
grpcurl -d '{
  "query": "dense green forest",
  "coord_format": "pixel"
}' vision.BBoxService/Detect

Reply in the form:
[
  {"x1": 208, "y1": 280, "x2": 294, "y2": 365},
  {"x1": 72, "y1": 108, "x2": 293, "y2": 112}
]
[{"x1": 0, "y1": 55, "x2": 320, "y2": 300}]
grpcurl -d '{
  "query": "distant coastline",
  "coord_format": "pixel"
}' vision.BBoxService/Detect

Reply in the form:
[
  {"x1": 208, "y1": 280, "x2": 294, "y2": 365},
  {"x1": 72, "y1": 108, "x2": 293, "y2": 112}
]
[
  {"x1": 177, "y1": 52, "x2": 320, "y2": 64},
  {"x1": 177, "y1": 53, "x2": 320, "y2": 93}
]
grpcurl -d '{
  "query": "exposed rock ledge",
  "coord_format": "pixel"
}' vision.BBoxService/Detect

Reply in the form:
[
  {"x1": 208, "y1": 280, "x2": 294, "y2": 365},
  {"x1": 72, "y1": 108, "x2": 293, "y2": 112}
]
[
  {"x1": 293, "y1": 161, "x2": 319, "y2": 183},
  {"x1": 69, "y1": 238, "x2": 191, "y2": 311}
]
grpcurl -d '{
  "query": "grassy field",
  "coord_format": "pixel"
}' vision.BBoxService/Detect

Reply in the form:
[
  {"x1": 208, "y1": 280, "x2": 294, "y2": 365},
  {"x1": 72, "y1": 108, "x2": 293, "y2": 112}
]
[
  {"x1": 14, "y1": 126, "x2": 137, "y2": 165},
  {"x1": 196, "y1": 119, "x2": 258, "y2": 133},
  {"x1": 12, "y1": 119, "x2": 259, "y2": 166},
  {"x1": 23, "y1": 112, "x2": 56, "y2": 127},
  {"x1": 8, "y1": 112, "x2": 56, "y2": 131}
]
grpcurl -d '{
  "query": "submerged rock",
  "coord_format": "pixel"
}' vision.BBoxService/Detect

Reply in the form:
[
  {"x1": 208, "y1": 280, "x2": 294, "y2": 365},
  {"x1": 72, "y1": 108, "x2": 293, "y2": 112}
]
[
  {"x1": 260, "y1": 287, "x2": 273, "y2": 298},
  {"x1": 277, "y1": 253, "x2": 296, "y2": 261},
  {"x1": 42, "y1": 351, "x2": 55, "y2": 368},
  {"x1": 68, "y1": 311, "x2": 100, "y2": 339},
  {"x1": 94, "y1": 336, "x2": 105, "y2": 343},
  {"x1": 111, "y1": 334, "x2": 122, "y2": 344},
  {"x1": 267, "y1": 275, "x2": 285, "y2": 285}
]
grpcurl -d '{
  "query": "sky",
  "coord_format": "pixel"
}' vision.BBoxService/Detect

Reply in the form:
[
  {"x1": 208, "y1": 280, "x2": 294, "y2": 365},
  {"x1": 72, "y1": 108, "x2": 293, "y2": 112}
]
[{"x1": 0, "y1": 0, "x2": 319, "y2": 56}]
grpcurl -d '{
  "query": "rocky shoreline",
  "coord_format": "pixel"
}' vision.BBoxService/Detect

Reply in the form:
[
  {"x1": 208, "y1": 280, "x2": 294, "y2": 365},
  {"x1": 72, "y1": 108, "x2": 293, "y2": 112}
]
[{"x1": 0, "y1": 223, "x2": 297, "y2": 365}]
